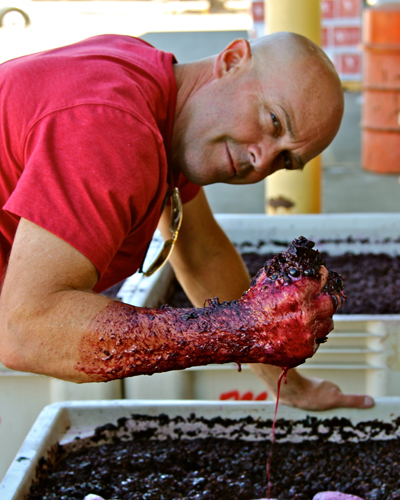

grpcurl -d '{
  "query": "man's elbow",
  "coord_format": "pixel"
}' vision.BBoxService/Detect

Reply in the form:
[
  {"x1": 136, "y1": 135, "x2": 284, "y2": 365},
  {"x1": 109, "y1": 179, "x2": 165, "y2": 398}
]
[{"x1": 0, "y1": 309, "x2": 33, "y2": 373}]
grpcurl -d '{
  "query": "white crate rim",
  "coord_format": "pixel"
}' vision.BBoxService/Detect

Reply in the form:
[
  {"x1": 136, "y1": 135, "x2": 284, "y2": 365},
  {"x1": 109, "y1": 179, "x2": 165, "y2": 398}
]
[{"x1": 2, "y1": 398, "x2": 400, "y2": 500}]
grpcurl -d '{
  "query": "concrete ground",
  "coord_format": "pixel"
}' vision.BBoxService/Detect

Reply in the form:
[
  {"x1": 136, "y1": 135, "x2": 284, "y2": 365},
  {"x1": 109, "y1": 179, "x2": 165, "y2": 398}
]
[{"x1": 141, "y1": 31, "x2": 400, "y2": 215}]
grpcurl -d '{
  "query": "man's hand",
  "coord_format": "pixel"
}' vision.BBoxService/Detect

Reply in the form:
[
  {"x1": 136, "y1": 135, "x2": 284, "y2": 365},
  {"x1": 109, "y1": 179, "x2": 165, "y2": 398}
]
[
  {"x1": 239, "y1": 263, "x2": 342, "y2": 369},
  {"x1": 249, "y1": 364, "x2": 375, "y2": 411},
  {"x1": 234, "y1": 236, "x2": 344, "y2": 369},
  {"x1": 277, "y1": 373, "x2": 375, "y2": 411}
]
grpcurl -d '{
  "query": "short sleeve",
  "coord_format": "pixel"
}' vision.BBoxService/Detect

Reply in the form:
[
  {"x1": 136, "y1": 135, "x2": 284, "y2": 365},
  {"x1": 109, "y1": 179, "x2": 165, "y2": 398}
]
[{"x1": 4, "y1": 104, "x2": 167, "y2": 276}]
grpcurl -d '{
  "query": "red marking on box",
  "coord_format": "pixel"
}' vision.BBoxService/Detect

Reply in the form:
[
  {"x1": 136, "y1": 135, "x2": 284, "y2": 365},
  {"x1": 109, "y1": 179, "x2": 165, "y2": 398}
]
[
  {"x1": 219, "y1": 390, "x2": 268, "y2": 401},
  {"x1": 251, "y1": 2, "x2": 264, "y2": 22},
  {"x1": 254, "y1": 391, "x2": 268, "y2": 401},
  {"x1": 322, "y1": 0, "x2": 335, "y2": 19},
  {"x1": 336, "y1": 53, "x2": 361, "y2": 74},
  {"x1": 220, "y1": 390, "x2": 240, "y2": 400},
  {"x1": 339, "y1": 0, "x2": 361, "y2": 18},
  {"x1": 334, "y1": 26, "x2": 361, "y2": 46}
]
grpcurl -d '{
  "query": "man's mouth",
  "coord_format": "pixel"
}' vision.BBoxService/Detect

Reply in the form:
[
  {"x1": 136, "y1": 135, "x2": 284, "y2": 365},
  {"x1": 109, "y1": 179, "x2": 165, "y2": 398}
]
[{"x1": 226, "y1": 142, "x2": 237, "y2": 177}]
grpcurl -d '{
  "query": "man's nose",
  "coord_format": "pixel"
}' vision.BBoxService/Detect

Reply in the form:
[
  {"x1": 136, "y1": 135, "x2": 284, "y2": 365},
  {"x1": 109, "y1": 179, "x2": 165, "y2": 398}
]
[{"x1": 247, "y1": 141, "x2": 277, "y2": 175}]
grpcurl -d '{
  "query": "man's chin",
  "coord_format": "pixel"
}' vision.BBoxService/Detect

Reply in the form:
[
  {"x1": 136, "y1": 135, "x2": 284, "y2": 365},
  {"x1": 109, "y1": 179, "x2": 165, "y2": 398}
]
[
  {"x1": 178, "y1": 165, "x2": 223, "y2": 187},
  {"x1": 224, "y1": 175, "x2": 259, "y2": 186}
]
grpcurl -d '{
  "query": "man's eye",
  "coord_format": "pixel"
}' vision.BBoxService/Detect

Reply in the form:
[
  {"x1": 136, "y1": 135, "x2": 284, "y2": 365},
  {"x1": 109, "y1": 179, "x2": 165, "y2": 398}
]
[
  {"x1": 270, "y1": 112, "x2": 280, "y2": 130},
  {"x1": 283, "y1": 151, "x2": 293, "y2": 170}
]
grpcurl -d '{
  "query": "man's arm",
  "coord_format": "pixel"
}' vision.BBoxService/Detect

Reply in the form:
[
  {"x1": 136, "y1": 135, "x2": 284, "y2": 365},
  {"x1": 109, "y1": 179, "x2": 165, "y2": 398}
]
[
  {"x1": 0, "y1": 189, "x2": 374, "y2": 409},
  {"x1": 160, "y1": 188, "x2": 374, "y2": 410},
  {"x1": 0, "y1": 200, "x2": 332, "y2": 383},
  {"x1": 0, "y1": 215, "x2": 279, "y2": 382},
  {"x1": 0, "y1": 215, "x2": 282, "y2": 382}
]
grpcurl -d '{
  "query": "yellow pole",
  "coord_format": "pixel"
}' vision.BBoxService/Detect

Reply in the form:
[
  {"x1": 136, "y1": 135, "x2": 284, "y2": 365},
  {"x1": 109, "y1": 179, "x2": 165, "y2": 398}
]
[{"x1": 265, "y1": 0, "x2": 322, "y2": 215}]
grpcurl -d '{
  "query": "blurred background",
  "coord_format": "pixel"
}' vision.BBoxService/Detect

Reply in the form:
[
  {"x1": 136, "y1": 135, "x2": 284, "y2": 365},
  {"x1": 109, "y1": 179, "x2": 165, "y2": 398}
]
[{"x1": 2, "y1": 0, "x2": 400, "y2": 214}]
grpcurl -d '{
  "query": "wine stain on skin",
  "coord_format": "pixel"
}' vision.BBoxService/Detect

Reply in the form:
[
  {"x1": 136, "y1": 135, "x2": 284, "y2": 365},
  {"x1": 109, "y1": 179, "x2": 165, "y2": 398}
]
[{"x1": 75, "y1": 238, "x2": 344, "y2": 382}]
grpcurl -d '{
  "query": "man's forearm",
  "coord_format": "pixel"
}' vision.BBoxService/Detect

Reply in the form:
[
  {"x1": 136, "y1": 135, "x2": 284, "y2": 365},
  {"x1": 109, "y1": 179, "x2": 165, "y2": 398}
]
[
  {"x1": 0, "y1": 284, "x2": 277, "y2": 383},
  {"x1": 0, "y1": 288, "x2": 287, "y2": 382},
  {"x1": 1, "y1": 258, "x2": 340, "y2": 384},
  {"x1": 76, "y1": 293, "x2": 300, "y2": 382},
  {"x1": 78, "y1": 250, "x2": 343, "y2": 382},
  {"x1": 76, "y1": 299, "x2": 257, "y2": 381},
  {"x1": 0, "y1": 213, "x2": 341, "y2": 387}
]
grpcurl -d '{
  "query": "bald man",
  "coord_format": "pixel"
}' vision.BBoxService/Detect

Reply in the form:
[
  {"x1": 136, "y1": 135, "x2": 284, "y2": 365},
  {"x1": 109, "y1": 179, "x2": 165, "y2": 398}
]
[{"x1": 0, "y1": 32, "x2": 373, "y2": 410}]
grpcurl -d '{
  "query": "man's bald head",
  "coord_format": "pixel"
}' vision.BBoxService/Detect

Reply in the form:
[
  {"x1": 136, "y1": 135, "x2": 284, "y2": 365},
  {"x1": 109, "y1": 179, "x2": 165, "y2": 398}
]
[
  {"x1": 172, "y1": 32, "x2": 345, "y2": 186},
  {"x1": 250, "y1": 31, "x2": 335, "y2": 68}
]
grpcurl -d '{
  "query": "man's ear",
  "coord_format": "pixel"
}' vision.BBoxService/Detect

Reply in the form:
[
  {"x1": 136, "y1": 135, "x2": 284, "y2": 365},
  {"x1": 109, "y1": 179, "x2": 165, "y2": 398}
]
[{"x1": 213, "y1": 39, "x2": 252, "y2": 78}]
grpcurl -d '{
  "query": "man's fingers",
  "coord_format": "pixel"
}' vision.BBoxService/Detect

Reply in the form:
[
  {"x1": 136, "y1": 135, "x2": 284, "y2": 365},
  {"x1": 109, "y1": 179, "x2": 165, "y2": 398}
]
[
  {"x1": 275, "y1": 376, "x2": 375, "y2": 412},
  {"x1": 319, "y1": 265, "x2": 329, "y2": 288},
  {"x1": 312, "y1": 293, "x2": 340, "y2": 319},
  {"x1": 292, "y1": 392, "x2": 375, "y2": 412},
  {"x1": 313, "y1": 317, "x2": 334, "y2": 343},
  {"x1": 330, "y1": 393, "x2": 375, "y2": 409}
]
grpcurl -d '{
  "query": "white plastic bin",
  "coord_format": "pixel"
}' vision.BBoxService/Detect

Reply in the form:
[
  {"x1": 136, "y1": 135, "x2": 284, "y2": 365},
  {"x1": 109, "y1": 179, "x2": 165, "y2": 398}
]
[
  {"x1": 119, "y1": 213, "x2": 400, "y2": 402},
  {"x1": 1, "y1": 398, "x2": 400, "y2": 500}
]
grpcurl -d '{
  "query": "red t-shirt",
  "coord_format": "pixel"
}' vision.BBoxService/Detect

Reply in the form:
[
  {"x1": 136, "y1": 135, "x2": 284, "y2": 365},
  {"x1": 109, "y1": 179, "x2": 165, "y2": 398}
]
[{"x1": 0, "y1": 35, "x2": 200, "y2": 292}]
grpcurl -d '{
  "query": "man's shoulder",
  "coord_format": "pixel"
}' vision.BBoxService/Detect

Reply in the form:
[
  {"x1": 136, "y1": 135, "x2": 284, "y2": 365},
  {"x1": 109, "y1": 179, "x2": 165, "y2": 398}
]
[
  {"x1": 0, "y1": 34, "x2": 168, "y2": 79},
  {"x1": 2, "y1": 34, "x2": 176, "y2": 134},
  {"x1": 64, "y1": 34, "x2": 158, "y2": 56}
]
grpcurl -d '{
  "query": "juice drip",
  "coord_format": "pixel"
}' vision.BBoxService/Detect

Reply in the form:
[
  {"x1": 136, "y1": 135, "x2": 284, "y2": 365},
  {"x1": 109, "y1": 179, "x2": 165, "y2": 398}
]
[{"x1": 266, "y1": 368, "x2": 288, "y2": 499}]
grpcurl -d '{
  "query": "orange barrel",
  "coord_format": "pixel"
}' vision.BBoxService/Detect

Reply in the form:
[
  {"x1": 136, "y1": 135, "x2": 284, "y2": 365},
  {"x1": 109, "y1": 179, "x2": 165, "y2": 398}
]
[{"x1": 362, "y1": 4, "x2": 400, "y2": 174}]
